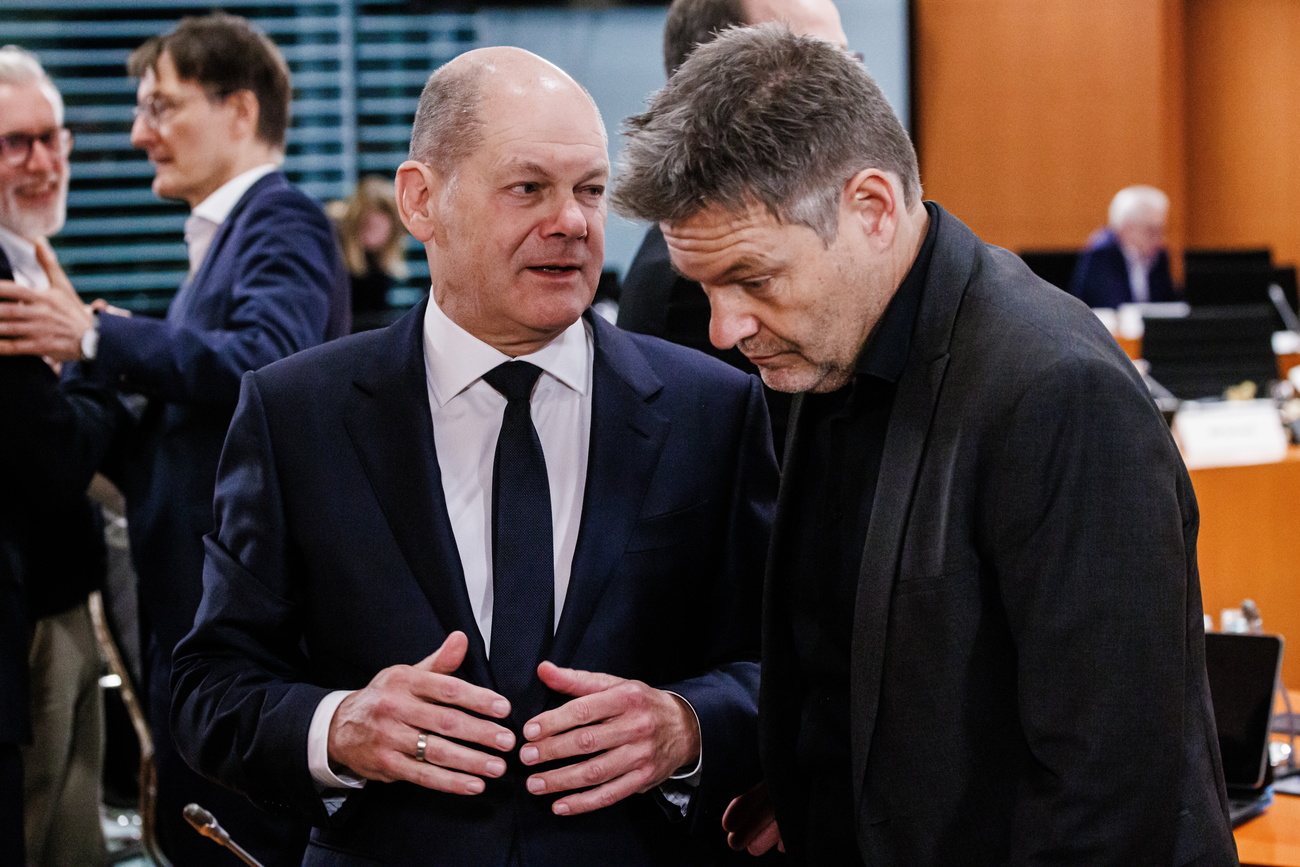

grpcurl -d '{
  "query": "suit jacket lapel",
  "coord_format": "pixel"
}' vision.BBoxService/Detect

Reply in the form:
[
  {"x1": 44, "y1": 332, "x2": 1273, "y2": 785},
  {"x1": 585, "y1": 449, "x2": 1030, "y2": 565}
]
[
  {"x1": 549, "y1": 315, "x2": 670, "y2": 668},
  {"x1": 848, "y1": 205, "x2": 974, "y2": 806},
  {"x1": 342, "y1": 299, "x2": 492, "y2": 687},
  {"x1": 168, "y1": 172, "x2": 284, "y2": 323}
]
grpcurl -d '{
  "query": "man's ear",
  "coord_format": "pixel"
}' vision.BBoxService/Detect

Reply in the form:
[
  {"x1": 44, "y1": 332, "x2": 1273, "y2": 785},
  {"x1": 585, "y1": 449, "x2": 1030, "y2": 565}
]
[
  {"x1": 843, "y1": 169, "x2": 901, "y2": 251},
  {"x1": 225, "y1": 89, "x2": 260, "y2": 144},
  {"x1": 394, "y1": 160, "x2": 445, "y2": 244}
]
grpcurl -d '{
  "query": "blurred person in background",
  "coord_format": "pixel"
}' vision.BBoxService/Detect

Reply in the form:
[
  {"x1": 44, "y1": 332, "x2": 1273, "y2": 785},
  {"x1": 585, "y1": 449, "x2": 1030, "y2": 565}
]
[
  {"x1": 618, "y1": 0, "x2": 849, "y2": 458},
  {"x1": 327, "y1": 174, "x2": 409, "y2": 326},
  {"x1": 1069, "y1": 184, "x2": 1176, "y2": 308},
  {"x1": 0, "y1": 44, "x2": 126, "y2": 866},
  {"x1": 0, "y1": 14, "x2": 349, "y2": 864}
]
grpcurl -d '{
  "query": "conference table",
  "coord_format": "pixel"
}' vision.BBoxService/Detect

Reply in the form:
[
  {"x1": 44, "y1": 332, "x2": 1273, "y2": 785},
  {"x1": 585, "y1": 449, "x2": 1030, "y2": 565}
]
[{"x1": 1190, "y1": 448, "x2": 1300, "y2": 688}]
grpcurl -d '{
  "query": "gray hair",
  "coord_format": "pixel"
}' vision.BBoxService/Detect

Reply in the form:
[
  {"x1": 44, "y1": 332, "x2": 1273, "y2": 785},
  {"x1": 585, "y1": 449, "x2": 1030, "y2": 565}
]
[
  {"x1": 613, "y1": 25, "x2": 920, "y2": 244},
  {"x1": 0, "y1": 45, "x2": 64, "y2": 125},
  {"x1": 1108, "y1": 185, "x2": 1168, "y2": 230},
  {"x1": 663, "y1": 0, "x2": 747, "y2": 77},
  {"x1": 408, "y1": 59, "x2": 488, "y2": 172}
]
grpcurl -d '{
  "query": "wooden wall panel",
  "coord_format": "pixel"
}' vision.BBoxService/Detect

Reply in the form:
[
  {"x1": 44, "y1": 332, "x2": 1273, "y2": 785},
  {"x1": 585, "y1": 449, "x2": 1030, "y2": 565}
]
[
  {"x1": 1186, "y1": 0, "x2": 1300, "y2": 267},
  {"x1": 913, "y1": 0, "x2": 1185, "y2": 257}
]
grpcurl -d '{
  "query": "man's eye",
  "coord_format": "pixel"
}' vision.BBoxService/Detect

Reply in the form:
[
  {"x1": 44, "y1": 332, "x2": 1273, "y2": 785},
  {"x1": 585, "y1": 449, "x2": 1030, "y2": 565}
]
[
  {"x1": 511, "y1": 183, "x2": 540, "y2": 195},
  {"x1": 580, "y1": 185, "x2": 605, "y2": 198}
]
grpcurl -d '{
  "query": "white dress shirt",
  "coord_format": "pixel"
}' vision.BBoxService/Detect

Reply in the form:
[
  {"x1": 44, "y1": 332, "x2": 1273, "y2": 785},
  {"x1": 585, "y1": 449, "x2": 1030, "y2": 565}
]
[
  {"x1": 0, "y1": 225, "x2": 50, "y2": 289},
  {"x1": 1121, "y1": 243, "x2": 1152, "y2": 304},
  {"x1": 183, "y1": 162, "x2": 278, "y2": 274},
  {"x1": 307, "y1": 294, "x2": 592, "y2": 789}
]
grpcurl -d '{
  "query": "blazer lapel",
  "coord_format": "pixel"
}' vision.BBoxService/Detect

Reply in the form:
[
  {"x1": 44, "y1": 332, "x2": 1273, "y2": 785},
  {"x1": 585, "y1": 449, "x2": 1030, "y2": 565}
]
[
  {"x1": 342, "y1": 299, "x2": 492, "y2": 687},
  {"x1": 168, "y1": 172, "x2": 283, "y2": 323},
  {"x1": 848, "y1": 205, "x2": 974, "y2": 806},
  {"x1": 549, "y1": 315, "x2": 670, "y2": 668}
]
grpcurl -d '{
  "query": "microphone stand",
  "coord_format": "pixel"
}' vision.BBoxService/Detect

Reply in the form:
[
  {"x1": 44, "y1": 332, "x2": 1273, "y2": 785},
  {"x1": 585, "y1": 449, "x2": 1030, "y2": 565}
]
[{"x1": 183, "y1": 803, "x2": 266, "y2": 867}]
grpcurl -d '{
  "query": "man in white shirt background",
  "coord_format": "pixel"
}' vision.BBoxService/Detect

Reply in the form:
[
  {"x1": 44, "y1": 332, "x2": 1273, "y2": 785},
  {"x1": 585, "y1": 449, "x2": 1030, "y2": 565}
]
[{"x1": 0, "y1": 14, "x2": 349, "y2": 864}]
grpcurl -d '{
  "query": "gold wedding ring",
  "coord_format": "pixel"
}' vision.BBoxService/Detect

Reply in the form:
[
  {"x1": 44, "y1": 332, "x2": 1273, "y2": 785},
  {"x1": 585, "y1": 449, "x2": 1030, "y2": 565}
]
[{"x1": 416, "y1": 732, "x2": 428, "y2": 763}]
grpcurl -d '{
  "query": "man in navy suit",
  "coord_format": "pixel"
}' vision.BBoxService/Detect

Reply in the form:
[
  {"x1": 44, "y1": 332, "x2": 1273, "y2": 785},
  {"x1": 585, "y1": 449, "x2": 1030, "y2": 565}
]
[
  {"x1": 0, "y1": 14, "x2": 349, "y2": 864},
  {"x1": 1069, "y1": 185, "x2": 1177, "y2": 308},
  {"x1": 170, "y1": 47, "x2": 775, "y2": 865}
]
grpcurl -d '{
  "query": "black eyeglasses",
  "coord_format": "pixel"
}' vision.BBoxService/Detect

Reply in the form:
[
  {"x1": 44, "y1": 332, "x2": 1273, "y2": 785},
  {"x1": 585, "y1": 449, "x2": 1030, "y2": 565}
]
[{"x1": 0, "y1": 127, "x2": 72, "y2": 167}]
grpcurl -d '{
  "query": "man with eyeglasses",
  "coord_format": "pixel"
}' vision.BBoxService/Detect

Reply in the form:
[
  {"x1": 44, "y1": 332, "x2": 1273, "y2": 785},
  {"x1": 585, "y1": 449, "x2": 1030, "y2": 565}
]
[
  {"x1": 0, "y1": 14, "x2": 349, "y2": 865},
  {"x1": 0, "y1": 43, "x2": 125, "y2": 867}
]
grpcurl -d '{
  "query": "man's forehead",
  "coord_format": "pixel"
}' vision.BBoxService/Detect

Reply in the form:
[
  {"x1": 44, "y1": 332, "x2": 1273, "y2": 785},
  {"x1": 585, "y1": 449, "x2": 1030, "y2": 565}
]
[{"x1": 0, "y1": 80, "x2": 59, "y2": 134}]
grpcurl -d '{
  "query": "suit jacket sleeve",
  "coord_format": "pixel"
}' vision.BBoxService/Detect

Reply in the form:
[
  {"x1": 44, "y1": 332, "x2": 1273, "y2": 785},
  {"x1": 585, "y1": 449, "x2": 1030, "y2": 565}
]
[
  {"x1": 655, "y1": 374, "x2": 775, "y2": 833},
  {"x1": 2, "y1": 355, "x2": 125, "y2": 503},
  {"x1": 90, "y1": 188, "x2": 342, "y2": 407},
  {"x1": 983, "y1": 353, "x2": 1194, "y2": 861},
  {"x1": 171, "y1": 371, "x2": 333, "y2": 825}
]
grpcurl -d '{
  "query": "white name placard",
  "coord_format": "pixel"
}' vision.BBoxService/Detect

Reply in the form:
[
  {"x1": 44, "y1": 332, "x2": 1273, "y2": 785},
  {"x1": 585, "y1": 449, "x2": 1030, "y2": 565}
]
[{"x1": 1173, "y1": 399, "x2": 1288, "y2": 470}]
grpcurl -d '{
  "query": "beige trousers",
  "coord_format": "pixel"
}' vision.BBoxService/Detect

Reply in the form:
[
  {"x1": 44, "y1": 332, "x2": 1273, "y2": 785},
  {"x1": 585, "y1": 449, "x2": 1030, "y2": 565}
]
[{"x1": 23, "y1": 600, "x2": 106, "y2": 867}]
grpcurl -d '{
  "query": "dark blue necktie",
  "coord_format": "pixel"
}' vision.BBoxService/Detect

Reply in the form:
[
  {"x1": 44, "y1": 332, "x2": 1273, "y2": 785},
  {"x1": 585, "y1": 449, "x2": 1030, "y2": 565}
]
[{"x1": 483, "y1": 361, "x2": 554, "y2": 716}]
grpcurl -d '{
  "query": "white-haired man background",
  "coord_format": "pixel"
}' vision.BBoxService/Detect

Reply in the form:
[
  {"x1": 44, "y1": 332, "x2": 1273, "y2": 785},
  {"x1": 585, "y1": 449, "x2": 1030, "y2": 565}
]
[{"x1": 1069, "y1": 184, "x2": 1177, "y2": 307}]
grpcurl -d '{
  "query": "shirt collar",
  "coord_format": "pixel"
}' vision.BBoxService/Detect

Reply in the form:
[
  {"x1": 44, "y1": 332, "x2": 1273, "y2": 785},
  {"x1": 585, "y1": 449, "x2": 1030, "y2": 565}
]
[
  {"x1": 422, "y1": 293, "x2": 592, "y2": 408},
  {"x1": 191, "y1": 163, "x2": 278, "y2": 225},
  {"x1": 855, "y1": 201, "x2": 939, "y2": 383},
  {"x1": 0, "y1": 224, "x2": 47, "y2": 289}
]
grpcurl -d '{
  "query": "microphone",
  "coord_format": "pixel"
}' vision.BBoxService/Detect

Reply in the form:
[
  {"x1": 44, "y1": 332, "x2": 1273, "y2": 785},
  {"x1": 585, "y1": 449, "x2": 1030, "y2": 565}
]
[
  {"x1": 1268, "y1": 284, "x2": 1300, "y2": 333},
  {"x1": 183, "y1": 803, "x2": 266, "y2": 867}
]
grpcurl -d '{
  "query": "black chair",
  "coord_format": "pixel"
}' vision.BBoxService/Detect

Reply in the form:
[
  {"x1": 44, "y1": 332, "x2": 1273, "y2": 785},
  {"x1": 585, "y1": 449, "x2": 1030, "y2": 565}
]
[
  {"x1": 1141, "y1": 305, "x2": 1279, "y2": 400},
  {"x1": 1018, "y1": 249, "x2": 1080, "y2": 291},
  {"x1": 1183, "y1": 248, "x2": 1273, "y2": 307}
]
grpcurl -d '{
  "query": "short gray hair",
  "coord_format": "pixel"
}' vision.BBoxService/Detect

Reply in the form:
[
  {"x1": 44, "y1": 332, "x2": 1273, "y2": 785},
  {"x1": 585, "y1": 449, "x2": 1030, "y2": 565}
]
[
  {"x1": 0, "y1": 45, "x2": 64, "y2": 125},
  {"x1": 408, "y1": 59, "x2": 488, "y2": 172},
  {"x1": 1108, "y1": 185, "x2": 1168, "y2": 230},
  {"x1": 613, "y1": 25, "x2": 919, "y2": 244}
]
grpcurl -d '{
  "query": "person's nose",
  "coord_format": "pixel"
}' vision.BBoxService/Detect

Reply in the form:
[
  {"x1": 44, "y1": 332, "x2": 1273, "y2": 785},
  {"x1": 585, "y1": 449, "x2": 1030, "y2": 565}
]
[
  {"x1": 544, "y1": 194, "x2": 589, "y2": 239},
  {"x1": 708, "y1": 290, "x2": 760, "y2": 351},
  {"x1": 25, "y1": 135, "x2": 59, "y2": 172},
  {"x1": 129, "y1": 114, "x2": 154, "y2": 150}
]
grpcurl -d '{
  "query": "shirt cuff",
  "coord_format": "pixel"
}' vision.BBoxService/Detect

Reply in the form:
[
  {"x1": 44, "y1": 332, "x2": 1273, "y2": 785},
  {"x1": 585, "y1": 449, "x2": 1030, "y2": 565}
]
[
  {"x1": 659, "y1": 691, "x2": 702, "y2": 815},
  {"x1": 308, "y1": 690, "x2": 366, "y2": 791}
]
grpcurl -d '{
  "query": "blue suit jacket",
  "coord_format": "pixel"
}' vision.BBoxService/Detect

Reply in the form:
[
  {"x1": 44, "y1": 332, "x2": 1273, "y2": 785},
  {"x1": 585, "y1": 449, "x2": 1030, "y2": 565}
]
[
  {"x1": 1068, "y1": 229, "x2": 1177, "y2": 308},
  {"x1": 171, "y1": 303, "x2": 776, "y2": 865},
  {"x1": 75, "y1": 170, "x2": 350, "y2": 660}
]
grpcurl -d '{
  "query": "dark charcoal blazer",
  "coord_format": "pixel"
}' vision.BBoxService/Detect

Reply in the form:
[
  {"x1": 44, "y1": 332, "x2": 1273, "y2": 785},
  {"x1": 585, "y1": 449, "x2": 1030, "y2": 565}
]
[
  {"x1": 761, "y1": 206, "x2": 1237, "y2": 866},
  {"x1": 171, "y1": 304, "x2": 777, "y2": 866}
]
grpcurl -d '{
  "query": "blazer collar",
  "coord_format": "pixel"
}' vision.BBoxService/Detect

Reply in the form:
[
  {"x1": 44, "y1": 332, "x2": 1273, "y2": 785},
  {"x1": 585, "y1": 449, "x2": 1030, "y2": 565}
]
[
  {"x1": 340, "y1": 306, "x2": 673, "y2": 694},
  {"x1": 342, "y1": 298, "x2": 494, "y2": 688},
  {"x1": 841, "y1": 205, "x2": 982, "y2": 802},
  {"x1": 550, "y1": 313, "x2": 670, "y2": 667}
]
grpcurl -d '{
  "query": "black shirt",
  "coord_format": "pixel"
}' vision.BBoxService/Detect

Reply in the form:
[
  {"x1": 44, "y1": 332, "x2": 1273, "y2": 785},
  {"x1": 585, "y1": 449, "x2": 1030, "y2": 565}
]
[{"x1": 779, "y1": 202, "x2": 938, "y2": 863}]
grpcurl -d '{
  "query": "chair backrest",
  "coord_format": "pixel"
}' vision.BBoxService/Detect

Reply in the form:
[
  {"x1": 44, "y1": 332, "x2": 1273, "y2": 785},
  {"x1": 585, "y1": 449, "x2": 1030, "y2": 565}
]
[
  {"x1": 1018, "y1": 249, "x2": 1080, "y2": 291},
  {"x1": 1141, "y1": 304, "x2": 1279, "y2": 400}
]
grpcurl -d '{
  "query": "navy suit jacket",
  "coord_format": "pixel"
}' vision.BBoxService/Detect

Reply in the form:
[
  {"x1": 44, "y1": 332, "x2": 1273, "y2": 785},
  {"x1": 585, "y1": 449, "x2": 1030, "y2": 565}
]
[
  {"x1": 73, "y1": 170, "x2": 350, "y2": 661},
  {"x1": 171, "y1": 303, "x2": 776, "y2": 865},
  {"x1": 1068, "y1": 229, "x2": 1177, "y2": 308},
  {"x1": 762, "y1": 206, "x2": 1235, "y2": 865}
]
